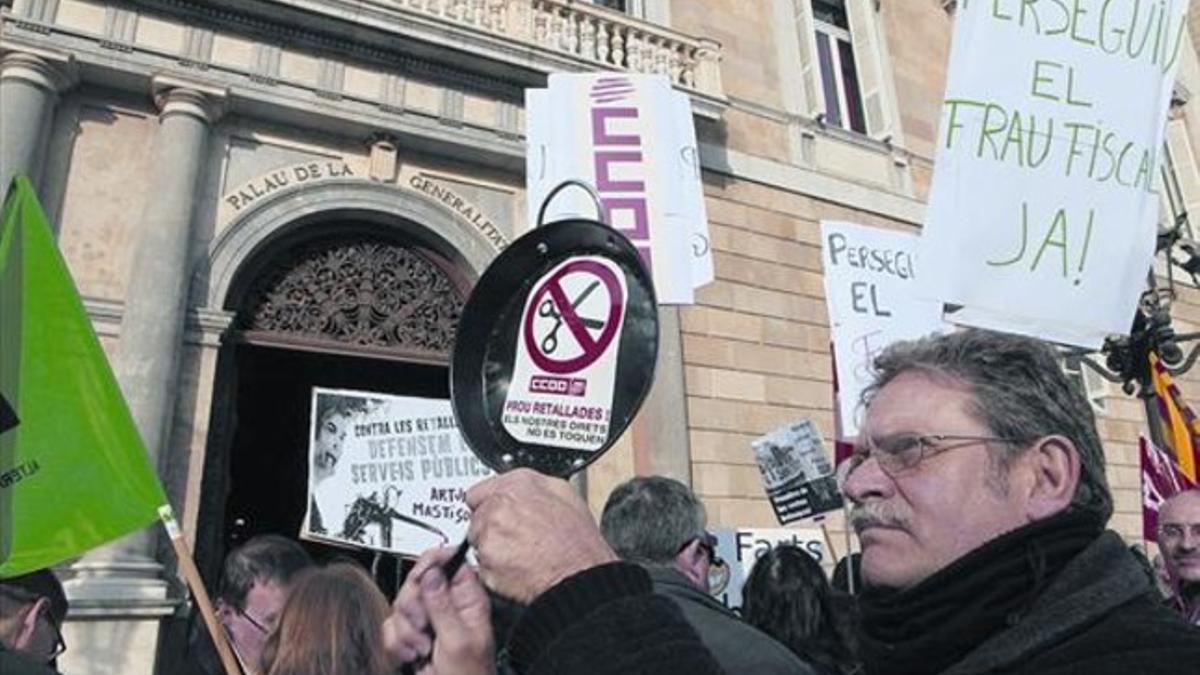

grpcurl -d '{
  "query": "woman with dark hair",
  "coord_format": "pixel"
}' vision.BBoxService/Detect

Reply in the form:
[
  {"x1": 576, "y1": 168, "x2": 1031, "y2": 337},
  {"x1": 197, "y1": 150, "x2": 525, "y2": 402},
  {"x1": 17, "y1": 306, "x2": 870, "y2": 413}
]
[
  {"x1": 741, "y1": 545, "x2": 858, "y2": 675},
  {"x1": 260, "y1": 563, "x2": 393, "y2": 675}
]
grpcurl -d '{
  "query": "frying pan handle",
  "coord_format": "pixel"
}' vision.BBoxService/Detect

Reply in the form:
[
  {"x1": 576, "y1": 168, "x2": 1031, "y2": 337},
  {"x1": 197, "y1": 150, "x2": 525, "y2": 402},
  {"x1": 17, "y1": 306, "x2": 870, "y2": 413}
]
[{"x1": 536, "y1": 180, "x2": 606, "y2": 228}]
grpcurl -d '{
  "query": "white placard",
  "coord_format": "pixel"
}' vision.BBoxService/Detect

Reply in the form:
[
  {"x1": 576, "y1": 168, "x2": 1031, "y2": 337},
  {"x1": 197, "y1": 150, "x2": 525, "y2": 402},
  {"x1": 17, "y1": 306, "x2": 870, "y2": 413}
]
[
  {"x1": 821, "y1": 221, "x2": 948, "y2": 438},
  {"x1": 302, "y1": 388, "x2": 492, "y2": 557},
  {"x1": 918, "y1": 0, "x2": 1189, "y2": 348},
  {"x1": 501, "y1": 256, "x2": 628, "y2": 451},
  {"x1": 708, "y1": 527, "x2": 830, "y2": 611},
  {"x1": 526, "y1": 73, "x2": 712, "y2": 304},
  {"x1": 752, "y1": 419, "x2": 844, "y2": 523}
]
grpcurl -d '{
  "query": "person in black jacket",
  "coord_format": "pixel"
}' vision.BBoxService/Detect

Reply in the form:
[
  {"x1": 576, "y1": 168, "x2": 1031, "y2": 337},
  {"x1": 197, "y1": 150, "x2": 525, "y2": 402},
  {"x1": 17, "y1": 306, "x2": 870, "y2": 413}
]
[
  {"x1": 383, "y1": 469, "x2": 725, "y2": 675},
  {"x1": 600, "y1": 476, "x2": 817, "y2": 675},
  {"x1": 842, "y1": 329, "x2": 1200, "y2": 675},
  {"x1": 742, "y1": 544, "x2": 858, "y2": 675},
  {"x1": 0, "y1": 569, "x2": 67, "y2": 673}
]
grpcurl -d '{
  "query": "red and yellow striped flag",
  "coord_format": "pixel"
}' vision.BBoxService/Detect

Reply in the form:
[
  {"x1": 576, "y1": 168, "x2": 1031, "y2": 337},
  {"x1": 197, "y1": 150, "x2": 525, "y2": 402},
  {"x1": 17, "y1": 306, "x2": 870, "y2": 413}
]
[{"x1": 1148, "y1": 352, "x2": 1200, "y2": 484}]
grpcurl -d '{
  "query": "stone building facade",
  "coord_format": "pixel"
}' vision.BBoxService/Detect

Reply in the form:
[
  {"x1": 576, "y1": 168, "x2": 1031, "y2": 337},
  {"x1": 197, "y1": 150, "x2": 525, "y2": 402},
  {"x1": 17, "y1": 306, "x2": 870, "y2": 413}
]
[{"x1": 2, "y1": 1, "x2": 1200, "y2": 673}]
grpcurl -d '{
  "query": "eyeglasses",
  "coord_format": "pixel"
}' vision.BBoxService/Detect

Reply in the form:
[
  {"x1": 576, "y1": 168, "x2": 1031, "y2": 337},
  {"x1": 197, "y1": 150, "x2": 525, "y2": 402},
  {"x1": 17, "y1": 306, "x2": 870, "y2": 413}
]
[
  {"x1": 0, "y1": 588, "x2": 67, "y2": 663},
  {"x1": 678, "y1": 532, "x2": 723, "y2": 566},
  {"x1": 837, "y1": 432, "x2": 1027, "y2": 486},
  {"x1": 238, "y1": 607, "x2": 271, "y2": 635},
  {"x1": 1158, "y1": 523, "x2": 1200, "y2": 543},
  {"x1": 41, "y1": 612, "x2": 66, "y2": 663}
]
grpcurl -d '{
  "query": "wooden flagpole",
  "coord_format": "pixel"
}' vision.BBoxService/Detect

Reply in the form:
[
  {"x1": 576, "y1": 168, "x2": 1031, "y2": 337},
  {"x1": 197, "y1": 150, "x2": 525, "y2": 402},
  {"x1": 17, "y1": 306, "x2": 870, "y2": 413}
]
[
  {"x1": 159, "y1": 506, "x2": 243, "y2": 675},
  {"x1": 818, "y1": 520, "x2": 852, "y2": 594},
  {"x1": 818, "y1": 521, "x2": 836, "y2": 565}
]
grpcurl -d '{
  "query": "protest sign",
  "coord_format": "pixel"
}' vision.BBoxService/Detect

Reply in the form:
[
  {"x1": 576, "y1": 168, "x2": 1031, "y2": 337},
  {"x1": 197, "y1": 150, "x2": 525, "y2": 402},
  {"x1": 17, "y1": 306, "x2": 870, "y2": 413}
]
[
  {"x1": 451, "y1": 216, "x2": 658, "y2": 478},
  {"x1": 302, "y1": 388, "x2": 492, "y2": 557},
  {"x1": 708, "y1": 527, "x2": 830, "y2": 611},
  {"x1": 917, "y1": 0, "x2": 1190, "y2": 348},
  {"x1": 821, "y1": 221, "x2": 948, "y2": 438},
  {"x1": 752, "y1": 419, "x2": 843, "y2": 524},
  {"x1": 502, "y1": 256, "x2": 628, "y2": 451},
  {"x1": 1, "y1": 176, "x2": 169, "y2": 577},
  {"x1": 526, "y1": 73, "x2": 712, "y2": 304}
]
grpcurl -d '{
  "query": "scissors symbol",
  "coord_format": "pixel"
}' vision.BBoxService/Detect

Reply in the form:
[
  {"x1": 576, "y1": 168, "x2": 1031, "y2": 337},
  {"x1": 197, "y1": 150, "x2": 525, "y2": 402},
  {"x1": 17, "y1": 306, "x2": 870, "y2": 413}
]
[{"x1": 538, "y1": 280, "x2": 604, "y2": 354}]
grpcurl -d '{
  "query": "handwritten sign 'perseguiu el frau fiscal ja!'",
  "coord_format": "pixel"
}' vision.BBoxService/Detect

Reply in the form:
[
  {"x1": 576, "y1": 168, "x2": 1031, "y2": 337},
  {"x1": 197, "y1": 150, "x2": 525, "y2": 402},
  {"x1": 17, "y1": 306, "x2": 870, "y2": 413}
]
[{"x1": 918, "y1": 0, "x2": 1190, "y2": 348}]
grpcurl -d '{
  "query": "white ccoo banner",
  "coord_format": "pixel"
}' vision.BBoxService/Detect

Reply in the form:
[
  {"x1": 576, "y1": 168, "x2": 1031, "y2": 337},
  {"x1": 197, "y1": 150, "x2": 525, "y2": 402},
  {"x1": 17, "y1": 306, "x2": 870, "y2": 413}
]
[
  {"x1": 526, "y1": 73, "x2": 712, "y2": 304},
  {"x1": 917, "y1": 0, "x2": 1189, "y2": 348}
]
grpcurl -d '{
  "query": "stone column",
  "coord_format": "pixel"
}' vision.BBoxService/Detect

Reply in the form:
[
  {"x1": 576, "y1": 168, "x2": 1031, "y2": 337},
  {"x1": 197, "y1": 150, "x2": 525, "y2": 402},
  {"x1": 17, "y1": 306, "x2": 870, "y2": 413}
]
[
  {"x1": 630, "y1": 306, "x2": 693, "y2": 482},
  {"x1": 0, "y1": 48, "x2": 75, "y2": 193},
  {"x1": 60, "y1": 77, "x2": 225, "y2": 675},
  {"x1": 692, "y1": 38, "x2": 723, "y2": 98},
  {"x1": 116, "y1": 78, "x2": 225, "y2": 471}
]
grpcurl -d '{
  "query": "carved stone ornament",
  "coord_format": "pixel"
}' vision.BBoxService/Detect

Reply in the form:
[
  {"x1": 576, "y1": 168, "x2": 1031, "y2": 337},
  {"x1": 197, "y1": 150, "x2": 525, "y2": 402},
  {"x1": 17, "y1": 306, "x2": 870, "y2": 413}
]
[{"x1": 242, "y1": 238, "x2": 464, "y2": 357}]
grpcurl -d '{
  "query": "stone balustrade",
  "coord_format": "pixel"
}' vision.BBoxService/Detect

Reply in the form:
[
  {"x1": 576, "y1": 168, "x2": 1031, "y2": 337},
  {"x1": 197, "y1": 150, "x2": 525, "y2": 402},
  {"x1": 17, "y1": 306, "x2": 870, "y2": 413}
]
[{"x1": 396, "y1": 0, "x2": 724, "y2": 99}]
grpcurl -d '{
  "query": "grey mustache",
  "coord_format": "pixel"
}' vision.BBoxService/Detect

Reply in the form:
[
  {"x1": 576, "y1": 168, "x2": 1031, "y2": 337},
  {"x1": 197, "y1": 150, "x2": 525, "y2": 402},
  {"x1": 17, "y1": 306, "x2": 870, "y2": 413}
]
[{"x1": 849, "y1": 503, "x2": 911, "y2": 532}]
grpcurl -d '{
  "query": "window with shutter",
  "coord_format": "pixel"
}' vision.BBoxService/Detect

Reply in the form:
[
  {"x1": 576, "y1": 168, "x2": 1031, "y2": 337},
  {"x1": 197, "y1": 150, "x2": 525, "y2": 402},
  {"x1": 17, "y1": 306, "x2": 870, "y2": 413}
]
[
  {"x1": 583, "y1": 0, "x2": 669, "y2": 25},
  {"x1": 810, "y1": 1, "x2": 866, "y2": 134},
  {"x1": 590, "y1": 0, "x2": 628, "y2": 12},
  {"x1": 796, "y1": 1, "x2": 896, "y2": 139}
]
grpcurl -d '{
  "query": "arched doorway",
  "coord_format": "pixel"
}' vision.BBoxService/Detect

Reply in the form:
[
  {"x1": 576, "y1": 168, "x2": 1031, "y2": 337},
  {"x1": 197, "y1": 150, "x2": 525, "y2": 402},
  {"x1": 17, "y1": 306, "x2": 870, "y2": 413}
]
[{"x1": 197, "y1": 222, "x2": 470, "y2": 594}]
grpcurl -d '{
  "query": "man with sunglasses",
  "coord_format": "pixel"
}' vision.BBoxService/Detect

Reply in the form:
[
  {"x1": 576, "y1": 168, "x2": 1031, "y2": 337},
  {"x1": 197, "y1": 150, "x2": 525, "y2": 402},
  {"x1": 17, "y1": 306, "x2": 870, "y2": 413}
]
[
  {"x1": 0, "y1": 569, "x2": 67, "y2": 674},
  {"x1": 601, "y1": 476, "x2": 817, "y2": 675},
  {"x1": 841, "y1": 329, "x2": 1200, "y2": 675}
]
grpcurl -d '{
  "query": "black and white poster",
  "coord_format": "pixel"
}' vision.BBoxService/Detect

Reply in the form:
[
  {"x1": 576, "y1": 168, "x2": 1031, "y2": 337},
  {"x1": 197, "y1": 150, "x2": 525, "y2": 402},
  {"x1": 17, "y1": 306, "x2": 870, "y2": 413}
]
[
  {"x1": 302, "y1": 387, "x2": 493, "y2": 557},
  {"x1": 752, "y1": 419, "x2": 843, "y2": 524}
]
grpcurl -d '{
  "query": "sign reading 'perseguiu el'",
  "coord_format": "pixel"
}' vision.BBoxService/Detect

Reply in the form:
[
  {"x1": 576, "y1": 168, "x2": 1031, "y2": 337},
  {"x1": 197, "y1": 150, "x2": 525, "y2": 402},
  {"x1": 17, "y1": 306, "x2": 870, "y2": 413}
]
[
  {"x1": 918, "y1": 0, "x2": 1189, "y2": 349},
  {"x1": 821, "y1": 222, "x2": 948, "y2": 438}
]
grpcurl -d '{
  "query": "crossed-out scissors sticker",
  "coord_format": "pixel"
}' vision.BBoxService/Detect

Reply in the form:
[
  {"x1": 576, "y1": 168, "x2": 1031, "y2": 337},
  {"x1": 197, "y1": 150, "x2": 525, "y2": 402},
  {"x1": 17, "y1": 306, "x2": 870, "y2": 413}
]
[
  {"x1": 522, "y1": 259, "x2": 626, "y2": 375},
  {"x1": 538, "y1": 281, "x2": 603, "y2": 354}
]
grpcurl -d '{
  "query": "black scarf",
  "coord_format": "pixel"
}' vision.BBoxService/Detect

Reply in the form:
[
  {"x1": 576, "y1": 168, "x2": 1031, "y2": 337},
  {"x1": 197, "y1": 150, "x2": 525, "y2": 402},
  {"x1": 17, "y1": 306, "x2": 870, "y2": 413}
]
[{"x1": 856, "y1": 510, "x2": 1104, "y2": 675}]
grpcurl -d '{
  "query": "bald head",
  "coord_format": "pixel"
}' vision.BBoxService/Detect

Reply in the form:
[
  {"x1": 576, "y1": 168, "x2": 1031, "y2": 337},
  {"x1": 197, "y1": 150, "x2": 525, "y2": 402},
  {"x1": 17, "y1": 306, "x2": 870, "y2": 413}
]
[{"x1": 1160, "y1": 490, "x2": 1200, "y2": 586}]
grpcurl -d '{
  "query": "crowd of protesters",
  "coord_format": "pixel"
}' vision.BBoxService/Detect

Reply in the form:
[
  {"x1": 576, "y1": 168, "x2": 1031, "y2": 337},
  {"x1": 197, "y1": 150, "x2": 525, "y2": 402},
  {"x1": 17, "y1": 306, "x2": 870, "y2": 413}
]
[{"x1": 5, "y1": 329, "x2": 1200, "y2": 674}]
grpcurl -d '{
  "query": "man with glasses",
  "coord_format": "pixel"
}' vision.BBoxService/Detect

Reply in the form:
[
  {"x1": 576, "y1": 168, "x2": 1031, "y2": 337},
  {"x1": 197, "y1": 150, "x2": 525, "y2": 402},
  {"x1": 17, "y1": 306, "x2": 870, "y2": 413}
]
[
  {"x1": 187, "y1": 534, "x2": 313, "y2": 675},
  {"x1": 1159, "y1": 489, "x2": 1200, "y2": 625},
  {"x1": 0, "y1": 569, "x2": 67, "y2": 674},
  {"x1": 600, "y1": 475, "x2": 817, "y2": 674},
  {"x1": 841, "y1": 329, "x2": 1200, "y2": 675}
]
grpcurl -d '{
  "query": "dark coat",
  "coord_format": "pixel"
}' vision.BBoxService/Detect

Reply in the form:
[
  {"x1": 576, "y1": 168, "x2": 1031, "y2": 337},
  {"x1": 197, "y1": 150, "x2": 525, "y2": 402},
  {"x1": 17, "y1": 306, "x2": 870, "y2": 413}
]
[
  {"x1": 507, "y1": 561, "x2": 725, "y2": 675},
  {"x1": 648, "y1": 566, "x2": 819, "y2": 675},
  {"x1": 944, "y1": 531, "x2": 1200, "y2": 675},
  {"x1": 0, "y1": 647, "x2": 58, "y2": 675}
]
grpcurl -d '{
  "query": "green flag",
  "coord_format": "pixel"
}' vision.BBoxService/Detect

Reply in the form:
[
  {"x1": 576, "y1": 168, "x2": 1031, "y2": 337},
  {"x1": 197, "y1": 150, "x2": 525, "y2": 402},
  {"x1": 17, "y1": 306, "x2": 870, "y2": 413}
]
[{"x1": 0, "y1": 175, "x2": 168, "y2": 578}]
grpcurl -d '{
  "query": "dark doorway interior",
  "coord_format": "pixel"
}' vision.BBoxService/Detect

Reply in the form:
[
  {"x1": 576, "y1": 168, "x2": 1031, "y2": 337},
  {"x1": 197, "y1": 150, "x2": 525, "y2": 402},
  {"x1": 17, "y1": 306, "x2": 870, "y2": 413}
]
[{"x1": 223, "y1": 343, "x2": 448, "y2": 595}]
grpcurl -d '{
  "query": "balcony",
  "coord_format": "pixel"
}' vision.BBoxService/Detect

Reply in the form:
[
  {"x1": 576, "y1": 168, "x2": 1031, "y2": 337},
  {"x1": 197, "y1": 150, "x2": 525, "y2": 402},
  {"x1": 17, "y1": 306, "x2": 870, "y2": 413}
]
[
  {"x1": 241, "y1": 0, "x2": 727, "y2": 116},
  {"x1": 411, "y1": 1, "x2": 720, "y2": 91},
  {"x1": 3, "y1": 0, "x2": 727, "y2": 153}
]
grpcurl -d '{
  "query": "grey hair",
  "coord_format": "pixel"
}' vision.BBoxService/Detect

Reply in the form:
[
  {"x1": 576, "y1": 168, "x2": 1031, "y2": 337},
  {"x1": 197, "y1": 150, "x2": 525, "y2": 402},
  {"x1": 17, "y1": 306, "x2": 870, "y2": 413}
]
[
  {"x1": 218, "y1": 535, "x2": 313, "y2": 611},
  {"x1": 862, "y1": 328, "x2": 1113, "y2": 524},
  {"x1": 600, "y1": 476, "x2": 708, "y2": 564}
]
